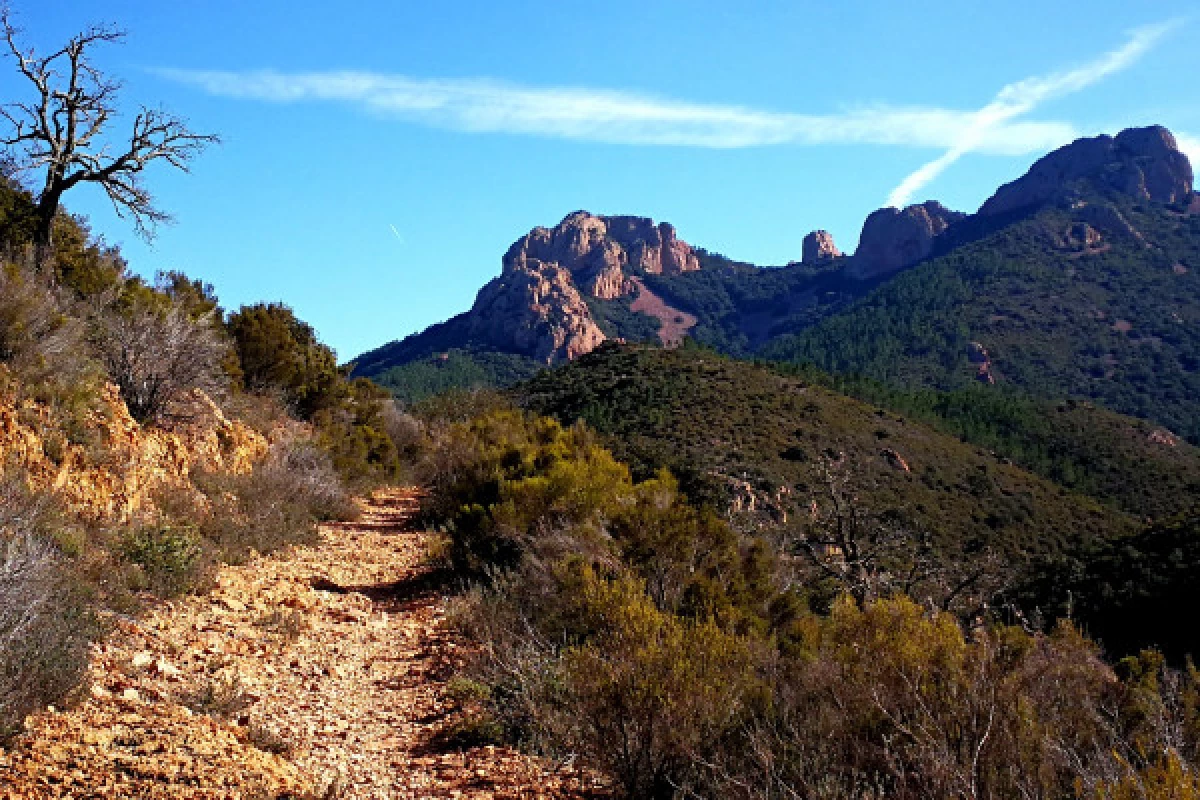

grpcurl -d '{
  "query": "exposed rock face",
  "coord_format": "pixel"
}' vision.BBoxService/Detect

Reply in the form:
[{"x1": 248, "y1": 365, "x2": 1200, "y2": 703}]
[
  {"x1": 980, "y1": 125, "x2": 1194, "y2": 216},
  {"x1": 602, "y1": 215, "x2": 702, "y2": 276},
  {"x1": 802, "y1": 230, "x2": 842, "y2": 264},
  {"x1": 1077, "y1": 203, "x2": 1145, "y2": 244},
  {"x1": 472, "y1": 211, "x2": 702, "y2": 362},
  {"x1": 468, "y1": 259, "x2": 607, "y2": 363},
  {"x1": 502, "y1": 211, "x2": 701, "y2": 301},
  {"x1": 849, "y1": 201, "x2": 965, "y2": 279},
  {"x1": 0, "y1": 383, "x2": 266, "y2": 521}
]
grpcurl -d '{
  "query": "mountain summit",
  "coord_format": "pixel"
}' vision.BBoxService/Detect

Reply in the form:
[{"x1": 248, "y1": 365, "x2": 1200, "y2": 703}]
[
  {"x1": 980, "y1": 125, "x2": 1193, "y2": 216},
  {"x1": 463, "y1": 211, "x2": 702, "y2": 362}
]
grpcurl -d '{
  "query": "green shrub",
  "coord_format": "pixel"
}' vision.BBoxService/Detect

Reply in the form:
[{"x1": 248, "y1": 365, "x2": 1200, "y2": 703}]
[
  {"x1": 226, "y1": 302, "x2": 341, "y2": 419},
  {"x1": 121, "y1": 523, "x2": 207, "y2": 597},
  {"x1": 557, "y1": 567, "x2": 759, "y2": 799}
]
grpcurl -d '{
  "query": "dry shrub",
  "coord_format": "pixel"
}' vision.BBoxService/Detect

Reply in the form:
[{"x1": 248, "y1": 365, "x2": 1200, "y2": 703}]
[
  {"x1": 454, "y1": 563, "x2": 759, "y2": 798},
  {"x1": 222, "y1": 388, "x2": 293, "y2": 438},
  {"x1": 0, "y1": 477, "x2": 95, "y2": 742},
  {"x1": 245, "y1": 721, "x2": 295, "y2": 756},
  {"x1": 180, "y1": 670, "x2": 253, "y2": 718},
  {"x1": 90, "y1": 303, "x2": 230, "y2": 425},
  {"x1": 254, "y1": 609, "x2": 307, "y2": 643},
  {"x1": 192, "y1": 439, "x2": 355, "y2": 562},
  {"x1": 0, "y1": 262, "x2": 90, "y2": 387}
]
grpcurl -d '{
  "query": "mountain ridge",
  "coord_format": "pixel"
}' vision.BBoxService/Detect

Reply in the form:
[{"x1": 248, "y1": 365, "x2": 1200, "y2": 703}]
[{"x1": 354, "y1": 125, "x2": 1197, "y2": 439}]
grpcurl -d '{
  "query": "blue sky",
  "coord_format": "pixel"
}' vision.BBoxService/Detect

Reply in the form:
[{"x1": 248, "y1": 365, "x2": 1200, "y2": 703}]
[{"x1": 3, "y1": 1, "x2": 1198, "y2": 360}]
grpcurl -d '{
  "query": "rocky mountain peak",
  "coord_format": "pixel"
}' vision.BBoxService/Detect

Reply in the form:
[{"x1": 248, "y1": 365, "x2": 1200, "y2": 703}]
[
  {"x1": 849, "y1": 200, "x2": 965, "y2": 279},
  {"x1": 802, "y1": 230, "x2": 842, "y2": 264},
  {"x1": 502, "y1": 210, "x2": 700, "y2": 301},
  {"x1": 980, "y1": 125, "x2": 1194, "y2": 217},
  {"x1": 470, "y1": 211, "x2": 702, "y2": 363}
]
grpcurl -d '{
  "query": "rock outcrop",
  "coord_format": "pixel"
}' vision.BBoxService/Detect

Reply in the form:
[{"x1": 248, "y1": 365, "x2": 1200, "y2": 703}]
[
  {"x1": 0, "y1": 382, "x2": 267, "y2": 521},
  {"x1": 470, "y1": 211, "x2": 702, "y2": 362},
  {"x1": 849, "y1": 201, "x2": 965, "y2": 279},
  {"x1": 1062, "y1": 222, "x2": 1103, "y2": 251},
  {"x1": 980, "y1": 125, "x2": 1194, "y2": 216},
  {"x1": 467, "y1": 259, "x2": 607, "y2": 363},
  {"x1": 967, "y1": 341, "x2": 996, "y2": 384},
  {"x1": 802, "y1": 230, "x2": 842, "y2": 264},
  {"x1": 503, "y1": 211, "x2": 701, "y2": 301},
  {"x1": 1077, "y1": 202, "x2": 1145, "y2": 243}
]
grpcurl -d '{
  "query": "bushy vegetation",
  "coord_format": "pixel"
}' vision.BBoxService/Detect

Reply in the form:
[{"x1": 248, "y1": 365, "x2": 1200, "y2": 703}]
[
  {"x1": 0, "y1": 174, "x2": 410, "y2": 740},
  {"x1": 0, "y1": 477, "x2": 96, "y2": 742},
  {"x1": 422, "y1": 398, "x2": 1200, "y2": 799},
  {"x1": 226, "y1": 301, "x2": 407, "y2": 488},
  {"x1": 517, "y1": 344, "x2": 1135, "y2": 560}
]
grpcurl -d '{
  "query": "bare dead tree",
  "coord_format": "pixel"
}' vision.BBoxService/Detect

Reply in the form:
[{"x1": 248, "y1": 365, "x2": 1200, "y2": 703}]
[
  {"x1": 794, "y1": 459, "x2": 1011, "y2": 617},
  {"x1": 0, "y1": 7, "x2": 217, "y2": 253},
  {"x1": 792, "y1": 459, "x2": 910, "y2": 607}
]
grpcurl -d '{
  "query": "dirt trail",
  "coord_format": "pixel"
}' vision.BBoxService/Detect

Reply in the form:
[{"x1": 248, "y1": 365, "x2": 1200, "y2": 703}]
[{"x1": 0, "y1": 488, "x2": 604, "y2": 799}]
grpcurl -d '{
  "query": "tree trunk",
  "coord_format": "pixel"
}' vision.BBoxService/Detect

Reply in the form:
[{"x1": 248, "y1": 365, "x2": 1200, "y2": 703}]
[{"x1": 32, "y1": 190, "x2": 59, "y2": 267}]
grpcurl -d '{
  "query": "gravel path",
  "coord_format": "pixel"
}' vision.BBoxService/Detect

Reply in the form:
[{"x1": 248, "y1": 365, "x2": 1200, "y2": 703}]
[{"x1": 0, "y1": 488, "x2": 605, "y2": 799}]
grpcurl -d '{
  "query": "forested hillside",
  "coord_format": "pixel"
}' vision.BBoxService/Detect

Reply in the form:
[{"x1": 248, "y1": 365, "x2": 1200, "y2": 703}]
[{"x1": 766, "y1": 192, "x2": 1200, "y2": 441}]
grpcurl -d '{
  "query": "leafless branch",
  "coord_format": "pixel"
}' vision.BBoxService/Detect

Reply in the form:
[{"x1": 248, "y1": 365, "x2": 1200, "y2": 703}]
[{"x1": 0, "y1": 6, "x2": 217, "y2": 249}]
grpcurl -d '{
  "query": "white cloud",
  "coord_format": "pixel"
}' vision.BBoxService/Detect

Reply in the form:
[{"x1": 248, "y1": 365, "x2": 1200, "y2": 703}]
[
  {"x1": 1177, "y1": 132, "x2": 1200, "y2": 170},
  {"x1": 886, "y1": 21, "x2": 1178, "y2": 208},
  {"x1": 154, "y1": 67, "x2": 1074, "y2": 155}
]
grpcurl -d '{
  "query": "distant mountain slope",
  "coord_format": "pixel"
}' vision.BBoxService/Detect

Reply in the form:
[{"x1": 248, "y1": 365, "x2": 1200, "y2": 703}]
[
  {"x1": 764, "y1": 193, "x2": 1200, "y2": 441},
  {"x1": 516, "y1": 345, "x2": 1139, "y2": 559},
  {"x1": 779, "y1": 368, "x2": 1200, "y2": 521},
  {"x1": 356, "y1": 125, "x2": 1197, "y2": 438}
]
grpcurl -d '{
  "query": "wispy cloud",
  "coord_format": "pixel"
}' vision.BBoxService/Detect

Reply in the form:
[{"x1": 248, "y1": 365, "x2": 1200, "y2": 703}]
[
  {"x1": 886, "y1": 21, "x2": 1178, "y2": 208},
  {"x1": 157, "y1": 20, "x2": 1176, "y2": 195},
  {"x1": 1177, "y1": 133, "x2": 1200, "y2": 170},
  {"x1": 155, "y1": 68, "x2": 1074, "y2": 155}
]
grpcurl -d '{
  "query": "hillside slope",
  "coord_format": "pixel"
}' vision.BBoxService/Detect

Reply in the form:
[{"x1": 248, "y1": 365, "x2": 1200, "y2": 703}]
[{"x1": 517, "y1": 345, "x2": 1139, "y2": 560}]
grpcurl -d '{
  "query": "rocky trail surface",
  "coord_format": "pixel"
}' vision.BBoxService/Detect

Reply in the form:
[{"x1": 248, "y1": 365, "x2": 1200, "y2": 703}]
[{"x1": 0, "y1": 488, "x2": 606, "y2": 799}]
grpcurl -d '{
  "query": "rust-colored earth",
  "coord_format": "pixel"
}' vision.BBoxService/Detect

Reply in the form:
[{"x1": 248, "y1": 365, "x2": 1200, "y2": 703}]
[
  {"x1": 0, "y1": 489, "x2": 606, "y2": 799},
  {"x1": 629, "y1": 277, "x2": 697, "y2": 347}
]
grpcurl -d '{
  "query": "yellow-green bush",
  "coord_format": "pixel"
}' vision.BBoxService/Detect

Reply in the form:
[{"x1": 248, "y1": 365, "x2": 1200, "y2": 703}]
[{"x1": 558, "y1": 566, "x2": 758, "y2": 798}]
